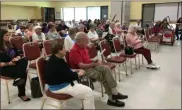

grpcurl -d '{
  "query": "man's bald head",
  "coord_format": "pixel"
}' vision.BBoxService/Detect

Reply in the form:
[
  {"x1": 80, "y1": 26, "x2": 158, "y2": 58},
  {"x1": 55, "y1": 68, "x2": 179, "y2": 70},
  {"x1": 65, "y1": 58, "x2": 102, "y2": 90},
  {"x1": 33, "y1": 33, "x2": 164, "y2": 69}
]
[{"x1": 75, "y1": 32, "x2": 89, "y2": 47}]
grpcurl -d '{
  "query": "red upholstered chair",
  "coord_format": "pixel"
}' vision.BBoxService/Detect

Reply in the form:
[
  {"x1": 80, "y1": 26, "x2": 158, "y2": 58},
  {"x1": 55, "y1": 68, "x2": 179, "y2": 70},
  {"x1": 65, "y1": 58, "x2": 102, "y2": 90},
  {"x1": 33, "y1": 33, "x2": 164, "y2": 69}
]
[
  {"x1": 86, "y1": 43, "x2": 117, "y2": 96},
  {"x1": 99, "y1": 40, "x2": 127, "y2": 81},
  {"x1": 10, "y1": 36, "x2": 24, "y2": 55},
  {"x1": 43, "y1": 40, "x2": 53, "y2": 56},
  {"x1": 0, "y1": 76, "x2": 14, "y2": 104},
  {"x1": 36, "y1": 57, "x2": 83, "y2": 109},
  {"x1": 145, "y1": 27, "x2": 160, "y2": 52},
  {"x1": 112, "y1": 37, "x2": 138, "y2": 73},
  {"x1": 23, "y1": 42, "x2": 41, "y2": 82}
]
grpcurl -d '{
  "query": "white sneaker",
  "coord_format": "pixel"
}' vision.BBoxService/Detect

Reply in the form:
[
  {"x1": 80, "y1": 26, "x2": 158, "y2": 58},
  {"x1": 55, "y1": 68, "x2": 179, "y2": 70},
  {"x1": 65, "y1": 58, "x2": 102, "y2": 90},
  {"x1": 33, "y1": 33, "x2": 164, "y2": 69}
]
[{"x1": 147, "y1": 63, "x2": 160, "y2": 69}]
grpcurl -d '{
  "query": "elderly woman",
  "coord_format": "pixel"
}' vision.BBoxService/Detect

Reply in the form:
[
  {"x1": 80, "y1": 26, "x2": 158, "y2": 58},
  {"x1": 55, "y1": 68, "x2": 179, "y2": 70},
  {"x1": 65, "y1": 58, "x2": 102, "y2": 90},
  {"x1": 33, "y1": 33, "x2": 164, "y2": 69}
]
[
  {"x1": 0, "y1": 29, "x2": 30, "y2": 101},
  {"x1": 109, "y1": 22, "x2": 116, "y2": 34},
  {"x1": 45, "y1": 40, "x2": 95, "y2": 109},
  {"x1": 32, "y1": 26, "x2": 46, "y2": 42},
  {"x1": 64, "y1": 27, "x2": 77, "y2": 51},
  {"x1": 126, "y1": 25, "x2": 160, "y2": 69},
  {"x1": 115, "y1": 22, "x2": 123, "y2": 35},
  {"x1": 47, "y1": 24, "x2": 60, "y2": 40},
  {"x1": 87, "y1": 23, "x2": 100, "y2": 43}
]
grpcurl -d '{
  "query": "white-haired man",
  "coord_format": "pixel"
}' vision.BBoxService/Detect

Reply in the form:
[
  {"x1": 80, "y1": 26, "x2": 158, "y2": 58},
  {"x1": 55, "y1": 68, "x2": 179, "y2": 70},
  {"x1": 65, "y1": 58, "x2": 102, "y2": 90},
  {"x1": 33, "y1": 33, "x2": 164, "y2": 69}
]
[
  {"x1": 32, "y1": 26, "x2": 46, "y2": 42},
  {"x1": 69, "y1": 32, "x2": 128, "y2": 107}
]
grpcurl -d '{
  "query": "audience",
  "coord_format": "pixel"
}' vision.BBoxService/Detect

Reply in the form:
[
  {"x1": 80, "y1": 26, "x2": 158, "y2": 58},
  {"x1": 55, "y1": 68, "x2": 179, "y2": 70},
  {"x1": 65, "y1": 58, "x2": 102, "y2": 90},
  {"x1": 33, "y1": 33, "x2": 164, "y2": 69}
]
[
  {"x1": 57, "y1": 21, "x2": 69, "y2": 32},
  {"x1": 45, "y1": 40, "x2": 95, "y2": 109},
  {"x1": 15, "y1": 25, "x2": 27, "y2": 37},
  {"x1": 47, "y1": 24, "x2": 60, "y2": 40},
  {"x1": 126, "y1": 25, "x2": 160, "y2": 69},
  {"x1": 64, "y1": 27, "x2": 77, "y2": 51},
  {"x1": 69, "y1": 32, "x2": 128, "y2": 107},
  {"x1": 0, "y1": 29, "x2": 30, "y2": 101},
  {"x1": 87, "y1": 23, "x2": 100, "y2": 43},
  {"x1": 32, "y1": 26, "x2": 46, "y2": 43}
]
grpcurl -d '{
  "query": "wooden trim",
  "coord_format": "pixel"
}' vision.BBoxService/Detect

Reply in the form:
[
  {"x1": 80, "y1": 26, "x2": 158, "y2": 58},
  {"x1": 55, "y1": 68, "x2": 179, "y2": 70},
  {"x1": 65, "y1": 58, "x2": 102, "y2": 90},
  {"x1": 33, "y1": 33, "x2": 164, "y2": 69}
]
[{"x1": 129, "y1": 19, "x2": 141, "y2": 22}]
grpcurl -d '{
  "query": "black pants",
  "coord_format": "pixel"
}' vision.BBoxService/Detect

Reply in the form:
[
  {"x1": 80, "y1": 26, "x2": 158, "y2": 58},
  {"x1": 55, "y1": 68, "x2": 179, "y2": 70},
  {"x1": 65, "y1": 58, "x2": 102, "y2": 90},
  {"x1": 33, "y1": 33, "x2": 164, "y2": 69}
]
[
  {"x1": 175, "y1": 28, "x2": 182, "y2": 40},
  {"x1": 1, "y1": 58, "x2": 28, "y2": 96}
]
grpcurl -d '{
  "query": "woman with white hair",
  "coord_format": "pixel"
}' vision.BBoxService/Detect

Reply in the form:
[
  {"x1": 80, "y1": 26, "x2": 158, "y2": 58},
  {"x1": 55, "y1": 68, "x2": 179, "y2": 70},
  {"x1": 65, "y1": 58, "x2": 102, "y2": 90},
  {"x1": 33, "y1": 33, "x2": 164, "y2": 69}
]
[
  {"x1": 126, "y1": 25, "x2": 160, "y2": 69},
  {"x1": 32, "y1": 26, "x2": 46, "y2": 42}
]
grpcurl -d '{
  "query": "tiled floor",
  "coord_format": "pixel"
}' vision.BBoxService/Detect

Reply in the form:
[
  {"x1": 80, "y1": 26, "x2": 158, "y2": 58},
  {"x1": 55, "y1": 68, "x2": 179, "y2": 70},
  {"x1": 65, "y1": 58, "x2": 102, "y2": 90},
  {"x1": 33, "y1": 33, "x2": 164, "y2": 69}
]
[{"x1": 1, "y1": 41, "x2": 181, "y2": 109}]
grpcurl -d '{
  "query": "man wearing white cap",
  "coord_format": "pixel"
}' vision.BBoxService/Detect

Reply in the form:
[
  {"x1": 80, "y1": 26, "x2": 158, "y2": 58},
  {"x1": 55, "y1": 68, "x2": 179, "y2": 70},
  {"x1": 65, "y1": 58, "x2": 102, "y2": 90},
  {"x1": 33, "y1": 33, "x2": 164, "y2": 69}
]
[{"x1": 32, "y1": 26, "x2": 46, "y2": 43}]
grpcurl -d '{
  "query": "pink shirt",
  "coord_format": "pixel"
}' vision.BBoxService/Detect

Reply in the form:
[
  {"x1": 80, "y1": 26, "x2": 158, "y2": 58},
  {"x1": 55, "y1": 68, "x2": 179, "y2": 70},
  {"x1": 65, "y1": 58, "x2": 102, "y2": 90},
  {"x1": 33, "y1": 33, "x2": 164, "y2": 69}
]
[{"x1": 126, "y1": 33, "x2": 143, "y2": 49}]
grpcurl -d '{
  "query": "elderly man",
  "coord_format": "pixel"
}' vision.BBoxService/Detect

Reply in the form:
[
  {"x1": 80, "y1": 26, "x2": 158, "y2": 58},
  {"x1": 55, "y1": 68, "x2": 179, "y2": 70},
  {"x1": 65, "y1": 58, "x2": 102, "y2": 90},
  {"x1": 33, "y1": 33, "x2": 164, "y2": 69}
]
[
  {"x1": 32, "y1": 26, "x2": 46, "y2": 42},
  {"x1": 78, "y1": 24, "x2": 88, "y2": 33},
  {"x1": 69, "y1": 32, "x2": 128, "y2": 107}
]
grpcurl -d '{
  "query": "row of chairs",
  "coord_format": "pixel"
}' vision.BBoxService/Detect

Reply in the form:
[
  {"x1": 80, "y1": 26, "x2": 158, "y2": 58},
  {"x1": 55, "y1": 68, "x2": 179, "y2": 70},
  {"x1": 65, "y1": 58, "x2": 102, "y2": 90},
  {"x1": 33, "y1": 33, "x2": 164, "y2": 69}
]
[{"x1": 1, "y1": 36, "x2": 144, "y2": 109}]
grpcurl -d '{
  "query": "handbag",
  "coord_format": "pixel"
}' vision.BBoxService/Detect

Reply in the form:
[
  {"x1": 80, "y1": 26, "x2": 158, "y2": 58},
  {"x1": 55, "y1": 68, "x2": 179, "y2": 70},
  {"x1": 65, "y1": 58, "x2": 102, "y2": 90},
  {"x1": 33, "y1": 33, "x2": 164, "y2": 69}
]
[
  {"x1": 30, "y1": 77, "x2": 43, "y2": 98},
  {"x1": 123, "y1": 35, "x2": 134, "y2": 55}
]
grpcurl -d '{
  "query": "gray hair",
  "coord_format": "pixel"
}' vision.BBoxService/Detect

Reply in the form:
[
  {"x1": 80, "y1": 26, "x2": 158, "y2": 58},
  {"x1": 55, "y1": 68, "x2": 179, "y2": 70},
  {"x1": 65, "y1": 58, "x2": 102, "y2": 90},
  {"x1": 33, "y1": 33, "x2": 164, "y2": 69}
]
[
  {"x1": 128, "y1": 24, "x2": 137, "y2": 33},
  {"x1": 89, "y1": 23, "x2": 96, "y2": 29},
  {"x1": 115, "y1": 22, "x2": 121, "y2": 27},
  {"x1": 78, "y1": 24, "x2": 85, "y2": 30},
  {"x1": 75, "y1": 32, "x2": 87, "y2": 42}
]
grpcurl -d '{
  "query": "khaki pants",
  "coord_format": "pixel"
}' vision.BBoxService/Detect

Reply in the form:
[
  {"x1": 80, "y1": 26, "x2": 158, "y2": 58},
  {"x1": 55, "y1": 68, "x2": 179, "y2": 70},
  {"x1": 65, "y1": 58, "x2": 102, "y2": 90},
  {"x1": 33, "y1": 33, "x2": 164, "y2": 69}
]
[{"x1": 85, "y1": 65, "x2": 117, "y2": 95}]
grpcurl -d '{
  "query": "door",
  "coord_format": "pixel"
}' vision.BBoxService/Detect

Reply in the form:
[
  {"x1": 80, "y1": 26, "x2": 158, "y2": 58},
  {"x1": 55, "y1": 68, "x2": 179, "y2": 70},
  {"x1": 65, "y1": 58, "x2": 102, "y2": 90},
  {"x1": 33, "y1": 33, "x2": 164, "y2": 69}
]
[
  {"x1": 41, "y1": 7, "x2": 55, "y2": 22},
  {"x1": 101, "y1": 6, "x2": 108, "y2": 20},
  {"x1": 142, "y1": 4, "x2": 155, "y2": 27}
]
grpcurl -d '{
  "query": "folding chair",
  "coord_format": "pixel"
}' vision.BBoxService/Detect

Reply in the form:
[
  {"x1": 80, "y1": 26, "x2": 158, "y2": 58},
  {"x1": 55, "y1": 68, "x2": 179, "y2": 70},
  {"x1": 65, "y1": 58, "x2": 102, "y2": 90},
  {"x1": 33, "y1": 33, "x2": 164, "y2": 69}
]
[
  {"x1": 0, "y1": 76, "x2": 14, "y2": 104},
  {"x1": 100, "y1": 40, "x2": 127, "y2": 81},
  {"x1": 43, "y1": 40, "x2": 53, "y2": 56},
  {"x1": 10, "y1": 36, "x2": 24, "y2": 56},
  {"x1": 23, "y1": 42, "x2": 41, "y2": 84},
  {"x1": 112, "y1": 37, "x2": 137, "y2": 74},
  {"x1": 36, "y1": 57, "x2": 84, "y2": 109},
  {"x1": 87, "y1": 43, "x2": 116, "y2": 96}
]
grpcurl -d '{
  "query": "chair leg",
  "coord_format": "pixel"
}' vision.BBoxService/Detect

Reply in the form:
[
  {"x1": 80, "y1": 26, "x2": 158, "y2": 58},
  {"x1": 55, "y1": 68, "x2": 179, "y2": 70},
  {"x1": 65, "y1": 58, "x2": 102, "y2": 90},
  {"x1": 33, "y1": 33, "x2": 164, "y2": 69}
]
[
  {"x1": 101, "y1": 83, "x2": 104, "y2": 97},
  {"x1": 135, "y1": 57, "x2": 137, "y2": 69},
  {"x1": 130, "y1": 59, "x2": 133, "y2": 74},
  {"x1": 81, "y1": 100, "x2": 84, "y2": 110},
  {"x1": 118, "y1": 65, "x2": 121, "y2": 82},
  {"x1": 41, "y1": 97, "x2": 46, "y2": 109},
  {"x1": 142, "y1": 55, "x2": 144, "y2": 64},
  {"x1": 125, "y1": 62, "x2": 127, "y2": 76},
  {"x1": 5, "y1": 80, "x2": 10, "y2": 104},
  {"x1": 138, "y1": 54, "x2": 140, "y2": 68}
]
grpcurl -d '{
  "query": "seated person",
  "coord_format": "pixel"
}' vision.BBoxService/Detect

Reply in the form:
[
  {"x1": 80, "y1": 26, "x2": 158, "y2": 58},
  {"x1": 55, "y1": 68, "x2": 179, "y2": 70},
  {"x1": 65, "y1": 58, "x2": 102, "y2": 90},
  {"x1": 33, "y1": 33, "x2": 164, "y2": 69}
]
[
  {"x1": 77, "y1": 24, "x2": 88, "y2": 33},
  {"x1": 64, "y1": 27, "x2": 77, "y2": 51},
  {"x1": 15, "y1": 25, "x2": 27, "y2": 36},
  {"x1": 69, "y1": 32, "x2": 128, "y2": 107},
  {"x1": 121, "y1": 22, "x2": 128, "y2": 31},
  {"x1": 115, "y1": 22, "x2": 122, "y2": 35},
  {"x1": 47, "y1": 24, "x2": 60, "y2": 40},
  {"x1": 87, "y1": 23, "x2": 100, "y2": 43},
  {"x1": 57, "y1": 21, "x2": 69, "y2": 33},
  {"x1": 109, "y1": 22, "x2": 116, "y2": 34},
  {"x1": 160, "y1": 18, "x2": 170, "y2": 30},
  {"x1": 0, "y1": 29, "x2": 30, "y2": 101},
  {"x1": 126, "y1": 25, "x2": 160, "y2": 69},
  {"x1": 45, "y1": 40, "x2": 95, "y2": 109},
  {"x1": 25, "y1": 24, "x2": 34, "y2": 40},
  {"x1": 32, "y1": 26, "x2": 46, "y2": 43},
  {"x1": 175, "y1": 17, "x2": 182, "y2": 40},
  {"x1": 42, "y1": 22, "x2": 49, "y2": 34},
  {"x1": 153, "y1": 21, "x2": 163, "y2": 36}
]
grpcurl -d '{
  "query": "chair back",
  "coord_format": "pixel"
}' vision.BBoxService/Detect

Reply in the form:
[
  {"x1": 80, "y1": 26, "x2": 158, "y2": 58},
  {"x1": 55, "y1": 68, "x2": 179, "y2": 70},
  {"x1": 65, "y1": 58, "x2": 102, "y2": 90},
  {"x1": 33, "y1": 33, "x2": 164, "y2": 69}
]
[
  {"x1": 65, "y1": 51, "x2": 71, "y2": 68},
  {"x1": 100, "y1": 40, "x2": 111, "y2": 58},
  {"x1": 43, "y1": 40, "x2": 53, "y2": 56},
  {"x1": 112, "y1": 37, "x2": 122, "y2": 53},
  {"x1": 23, "y1": 42, "x2": 41, "y2": 61},
  {"x1": 86, "y1": 43, "x2": 98, "y2": 59},
  {"x1": 10, "y1": 36, "x2": 24, "y2": 50},
  {"x1": 36, "y1": 57, "x2": 47, "y2": 94}
]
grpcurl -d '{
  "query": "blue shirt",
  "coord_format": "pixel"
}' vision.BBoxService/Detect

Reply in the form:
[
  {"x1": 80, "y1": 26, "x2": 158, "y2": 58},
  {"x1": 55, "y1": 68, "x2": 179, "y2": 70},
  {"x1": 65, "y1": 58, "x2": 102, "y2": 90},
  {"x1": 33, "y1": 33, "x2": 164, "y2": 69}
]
[{"x1": 48, "y1": 83, "x2": 70, "y2": 91}]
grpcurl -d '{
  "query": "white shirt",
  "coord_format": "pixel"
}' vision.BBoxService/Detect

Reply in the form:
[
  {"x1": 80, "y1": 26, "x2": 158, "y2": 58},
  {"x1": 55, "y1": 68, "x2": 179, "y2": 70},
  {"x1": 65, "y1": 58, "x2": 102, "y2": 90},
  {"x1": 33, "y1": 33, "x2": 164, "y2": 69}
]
[
  {"x1": 64, "y1": 35, "x2": 75, "y2": 51},
  {"x1": 87, "y1": 30, "x2": 99, "y2": 40},
  {"x1": 15, "y1": 29, "x2": 26, "y2": 37},
  {"x1": 135, "y1": 23, "x2": 142, "y2": 30},
  {"x1": 32, "y1": 32, "x2": 46, "y2": 42},
  {"x1": 108, "y1": 27, "x2": 113, "y2": 34}
]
